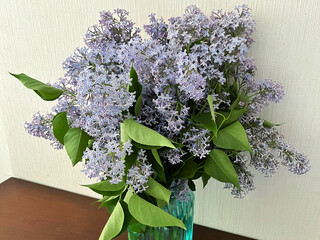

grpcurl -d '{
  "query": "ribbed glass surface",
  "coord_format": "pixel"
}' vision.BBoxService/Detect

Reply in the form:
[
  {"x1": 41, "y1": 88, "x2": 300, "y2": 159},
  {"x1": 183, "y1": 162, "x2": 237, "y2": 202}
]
[{"x1": 127, "y1": 191, "x2": 194, "y2": 240}]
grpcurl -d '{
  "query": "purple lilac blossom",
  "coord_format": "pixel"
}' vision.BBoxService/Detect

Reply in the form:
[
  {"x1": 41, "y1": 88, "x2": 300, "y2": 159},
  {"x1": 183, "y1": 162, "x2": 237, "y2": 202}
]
[
  {"x1": 183, "y1": 127, "x2": 211, "y2": 159},
  {"x1": 126, "y1": 150, "x2": 153, "y2": 193},
  {"x1": 25, "y1": 112, "x2": 62, "y2": 150},
  {"x1": 24, "y1": 5, "x2": 310, "y2": 197},
  {"x1": 161, "y1": 148, "x2": 186, "y2": 165}
]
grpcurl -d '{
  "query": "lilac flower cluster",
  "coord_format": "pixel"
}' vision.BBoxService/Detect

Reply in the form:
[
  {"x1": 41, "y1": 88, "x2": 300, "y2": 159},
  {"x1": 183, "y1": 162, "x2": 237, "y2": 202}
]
[
  {"x1": 126, "y1": 150, "x2": 153, "y2": 193},
  {"x1": 242, "y1": 117, "x2": 310, "y2": 175},
  {"x1": 161, "y1": 148, "x2": 185, "y2": 165},
  {"x1": 25, "y1": 112, "x2": 62, "y2": 149},
  {"x1": 246, "y1": 80, "x2": 285, "y2": 116},
  {"x1": 182, "y1": 128, "x2": 211, "y2": 159},
  {"x1": 24, "y1": 5, "x2": 310, "y2": 198}
]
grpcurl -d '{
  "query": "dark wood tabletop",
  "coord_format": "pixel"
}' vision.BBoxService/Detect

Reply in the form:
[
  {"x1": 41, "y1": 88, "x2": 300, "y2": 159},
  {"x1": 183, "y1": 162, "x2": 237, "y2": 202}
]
[{"x1": 0, "y1": 178, "x2": 253, "y2": 240}]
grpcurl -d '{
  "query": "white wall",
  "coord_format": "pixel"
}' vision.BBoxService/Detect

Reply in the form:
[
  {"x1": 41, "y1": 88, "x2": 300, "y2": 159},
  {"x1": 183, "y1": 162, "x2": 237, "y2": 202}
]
[{"x1": 1, "y1": 1, "x2": 319, "y2": 239}]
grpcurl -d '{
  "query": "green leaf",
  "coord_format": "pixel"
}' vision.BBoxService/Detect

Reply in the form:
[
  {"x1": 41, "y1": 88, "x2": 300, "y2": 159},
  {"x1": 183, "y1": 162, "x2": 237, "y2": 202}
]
[
  {"x1": 88, "y1": 139, "x2": 94, "y2": 149},
  {"x1": 145, "y1": 178, "x2": 171, "y2": 205},
  {"x1": 99, "y1": 196, "x2": 119, "y2": 210},
  {"x1": 213, "y1": 121, "x2": 252, "y2": 153},
  {"x1": 128, "y1": 67, "x2": 143, "y2": 116},
  {"x1": 124, "y1": 145, "x2": 139, "y2": 173},
  {"x1": 219, "y1": 108, "x2": 247, "y2": 128},
  {"x1": 204, "y1": 149, "x2": 240, "y2": 190},
  {"x1": 115, "y1": 201, "x2": 132, "y2": 238},
  {"x1": 64, "y1": 128, "x2": 91, "y2": 166},
  {"x1": 188, "y1": 179, "x2": 196, "y2": 191},
  {"x1": 176, "y1": 160, "x2": 198, "y2": 179},
  {"x1": 124, "y1": 118, "x2": 175, "y2": 149},
  {"x1": 134, "y1": 95, "x2": 142, "y2": 116},
  {"x1": 10, "y1": 73, "x2": 63, "y2": 101},
  {"x1": 52, "y1": 112, "x2": 69, "y2": 144},
  {"x1": 120, "y1": 123, "x2": 130, "y2": 143},
  {"x1": 207, "y1": 95, "x2": 216, "y2": 123},
  {"x1": 191, "y1": 112, "x2": 218, "y2": 136},
  {"x1": 132, "y1": 141, "x2": 162, "y2": 150},
  {"x1": 189, "y1": 37, "x2": 206, "y2": 49},
  {"x1": 99, "y1": 201, "x2": 124, "y2": 240},
  {"x1": 128, "y1": 194, "x2": 186, "y2": 230},
  {"x1": 171, "y1": 140, "x2": 184, "y2": 148},
  {"x1": 230, "y1": 96, "x2": 241, "y2": 110},
  {"x1": 97, "y1": 196, "x2": 110, "y2": 203},
  {"x1": 151, "y1": 149, "x2": 163, "y2": 168},
  {"x1": 123, "y1": 189, "x2": 133, "y2": 204},
  {"x1": 83, "y1": 180, "x2": 126, "y2": 194},
  {"x1": 146, "y1": 151, "x2": 165, "y2": 182},
  {"x1": 202, "y1": 173, "x2": 210, "y2": 188},
  {"x1": 263, "y1": 120, "x2": 283, "y2": 128}
]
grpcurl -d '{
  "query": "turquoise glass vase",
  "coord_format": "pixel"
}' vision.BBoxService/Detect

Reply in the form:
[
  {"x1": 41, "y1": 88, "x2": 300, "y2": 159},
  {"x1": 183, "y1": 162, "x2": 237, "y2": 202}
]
[{"x1": 127, "y1": 191, "x2": 195, "y2": 240}]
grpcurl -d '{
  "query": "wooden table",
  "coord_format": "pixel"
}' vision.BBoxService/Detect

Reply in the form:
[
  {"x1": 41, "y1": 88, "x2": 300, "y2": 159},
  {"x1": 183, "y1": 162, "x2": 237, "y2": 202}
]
[{"x1": 0, "y1": 178, "x2": 253, "y2": 240}]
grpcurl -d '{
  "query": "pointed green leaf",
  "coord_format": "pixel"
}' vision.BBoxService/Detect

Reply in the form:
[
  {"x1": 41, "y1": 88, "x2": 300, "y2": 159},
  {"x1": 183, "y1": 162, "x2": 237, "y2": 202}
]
[
  {"x1": 145, "y1": 178, "x2": 171, "y2": 205},
  {"x1": 189, "y1": 37, "x2": 206, "y2": 49},
  {"x1": 99, "y1": 196, "x2": 119, "y2": 210},
  {"x1": 10, "y1": 73, "x2": 63, "y2": 101},
  {"x1": 176, "y1": 160, "x2": 198, "y2": 179},
  {"x1": 83, "y1": 180, "x2": 126, "y2": 194},
  {"x1": 134, "y1": 95, "x2": 142, "y2": 116},
  {"x1": 223, "y1": 108, "x2": 246, "y2": 127},
  {"x1": 128, "y1": 67, "x2": 143, "y2": 116},
  {"x1": 171, "y1": 140, "x2": 184, "y2": 148},
  {"x1": 115, "y1": 201, "x2": 132, "y2": 238},
  {"x1": 52, "y1": 112, "x2": 69, "y2": 144},
  {"x1": 128, "y1": 67, "x2": 142, "y2": 96},
  {"x1": 128, "y1": 194, "x2": 186, "y2": 230},
  {"x1": 124, "y1": 118, "x2": 175, "y2": 149},
  {"x1": 123, "y1": 189, "x2": 133, "y2": 204},
  {"x1": 231, "y1": 96, "x2": 240, "y2": 110},
  {"x1": 88, "y1": 139, "x2": 94, "y2": 149},
  {"x1": 125, "y1": 145, "x2": 139, "y2": 173},
  {"x1": 204, "y1": 149, "x2": 240, "y2": 190},
  {"x1": 213, "y1": 121, "x2": 252, "y2": 153},
  {"x1": 188, "y1": 179, "x2": 196, "y2": 191},
  {"x1": 207, "y1": 95, "x2": 216, "y2": 123},
  {"x1": 64, "y1": 128, "x2": 91, "y2": 166},
  {"x1": 97, "y1": 196, "x2": 110, "y2": 203},
  {"x1": 191, "y1": 112, "x2": 218, "y2": 136},
  {"x1": 202, "y1": 173, "x2": 210, "y2": 188},
  {"x1": 99, "y1": 201, "x2": 124, "y2": 240},
  {"x1": 132, "y1": 141, "x2": 162, "y2": 150},
  {"x1": 120, "y1": 123, "x2": 130, "y2": 143},
  {"x1": 263, "y1": 120, "x2": 283, "y2": 128},
  {"x1": 151, "y1": 149, "x2": 163, "y2": 168},
  {"x1": 146, "y1": 150, "x2": 165, "y2": 182}
]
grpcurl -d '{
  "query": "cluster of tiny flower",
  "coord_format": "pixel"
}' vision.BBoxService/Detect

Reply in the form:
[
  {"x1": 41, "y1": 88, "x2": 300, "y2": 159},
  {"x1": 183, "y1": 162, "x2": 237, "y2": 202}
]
[
  {"x1": 241, "y1": 117, "x2": 310, "y2": 178},
  {"x1": 182, "y1": 128, "x2": 211, "y2": 159},
  {"x1": 25, "y1": 112, "x2": 62, "y2": 149},
  {"x1": 246, "y1": 80, "x2": 285, "y2": 116},
  {"x1": 24, "y1": 5, "x2": 309, "y2": 197},
  {"x1": 224, "y1": 151, "x2": 255, "y2": 198},
  {"x1": 275, "y1": 135, "x2": 311, "y2": 175},
  {"x1": 126, "y1": 150, "x2": 153, "y2": 193},
  {"x1": 160, "y1": 148, "x2": 186, "y2": 165}
]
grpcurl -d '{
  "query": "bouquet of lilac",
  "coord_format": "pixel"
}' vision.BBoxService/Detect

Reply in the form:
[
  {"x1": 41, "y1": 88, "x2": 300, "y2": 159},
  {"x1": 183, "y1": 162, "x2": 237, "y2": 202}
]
[{"x1": 11, "y1": 5, "x2": 310, "y2": 240}]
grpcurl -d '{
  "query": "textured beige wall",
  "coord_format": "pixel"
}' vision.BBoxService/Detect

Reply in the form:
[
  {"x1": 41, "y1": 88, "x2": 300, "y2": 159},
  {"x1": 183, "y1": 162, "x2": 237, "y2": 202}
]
[{"x1": 1, "y1": 1, "x2": 319, "y2": 239}]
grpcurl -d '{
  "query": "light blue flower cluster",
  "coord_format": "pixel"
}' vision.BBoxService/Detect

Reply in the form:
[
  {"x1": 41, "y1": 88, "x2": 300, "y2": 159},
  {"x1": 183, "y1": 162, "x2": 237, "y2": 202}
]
[{"x1": 24, "y1": 5, "x2": 309, "y2": 197}]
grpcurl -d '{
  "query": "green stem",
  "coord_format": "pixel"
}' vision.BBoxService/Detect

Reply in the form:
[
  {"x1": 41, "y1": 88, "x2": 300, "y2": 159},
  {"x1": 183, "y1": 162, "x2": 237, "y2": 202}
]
[{"x1": 63, "y1": 89, "x2": 76, "y2": 98}]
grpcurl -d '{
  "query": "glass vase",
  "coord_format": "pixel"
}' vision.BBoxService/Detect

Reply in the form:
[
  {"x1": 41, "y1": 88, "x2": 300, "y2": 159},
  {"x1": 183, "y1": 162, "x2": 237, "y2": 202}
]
[{"x1": 127, "y1": 191, "x2": 195, "y2": 240}]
